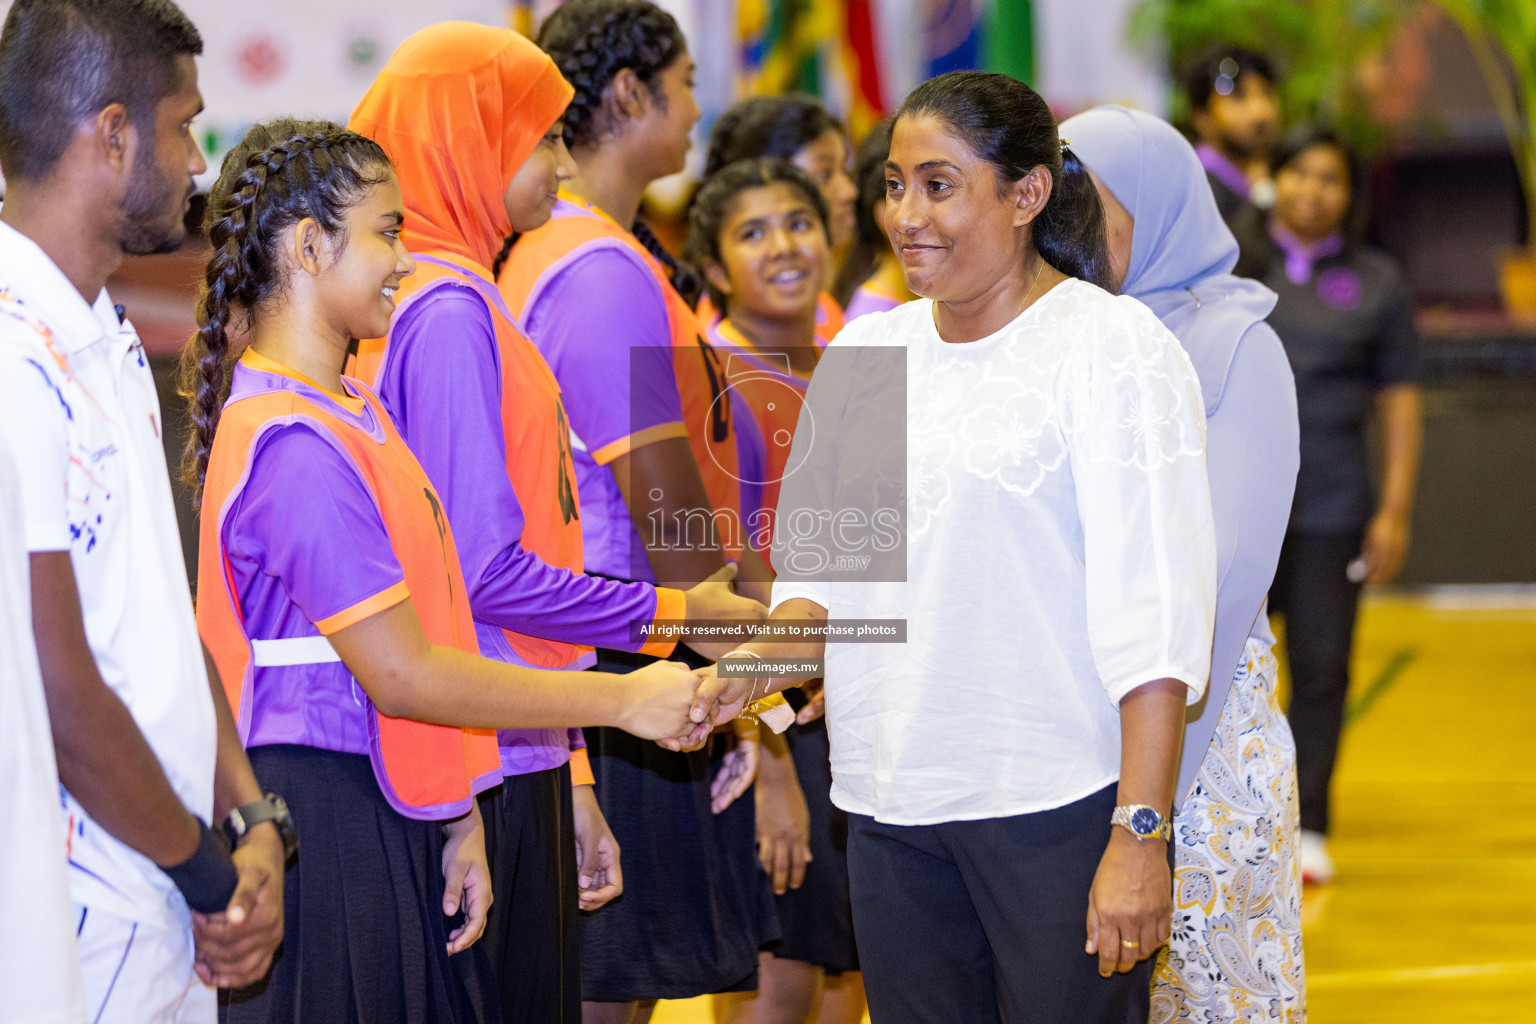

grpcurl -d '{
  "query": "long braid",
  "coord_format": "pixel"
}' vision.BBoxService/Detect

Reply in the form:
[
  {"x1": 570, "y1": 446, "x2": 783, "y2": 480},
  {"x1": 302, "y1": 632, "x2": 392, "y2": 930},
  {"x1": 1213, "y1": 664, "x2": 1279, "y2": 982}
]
[
  {"x1": 630, "y1": 217, "x2": 701, "y2": 309},
  {"x1": 176, "y1": 121, "x2": 391, "y2": 501},
  {"x1": 491, "y1": 232, "x2": 521, "y2": 281}
]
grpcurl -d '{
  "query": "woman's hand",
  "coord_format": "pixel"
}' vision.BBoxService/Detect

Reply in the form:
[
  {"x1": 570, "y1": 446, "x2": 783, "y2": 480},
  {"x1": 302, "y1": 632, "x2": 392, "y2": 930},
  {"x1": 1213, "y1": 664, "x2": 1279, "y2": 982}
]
[
  {"x1": 441, "y1": 801, "x2": 491, "y2": 954},
  {"x1": 1359, "y1": 509, "x2": 1411, "y2": 587},
  {"x1": 795, "y1": 679, "x2": 826, "y2": 725},
  {"x1": 682, "y1": 563, "x2": 769, "y2": 662},
  {"x1": 571, "y1": 784, "x2": 623, "y2": 911},
  {"x1": 711, "y1": 717, "x2": 760, "y2": 814},
  {"x1": 754, "y1": 737, "x2": 813, "y2": 894},
  {"x1": 1084, "y1": 830, "x2": 1171, "y2": 977}
]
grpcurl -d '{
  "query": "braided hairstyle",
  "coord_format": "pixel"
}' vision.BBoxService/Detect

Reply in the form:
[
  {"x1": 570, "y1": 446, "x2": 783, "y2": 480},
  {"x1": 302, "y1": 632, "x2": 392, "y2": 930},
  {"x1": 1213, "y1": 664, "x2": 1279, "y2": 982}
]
[
  {"x1": 684, "y1": 158, "x2": 829, "y2": 316},
  {"x1": 896, "y1": 72, "x2": 1113, "y2": 291},
  {"x1": 833, "y1": 117, "x2": 894, "y2": 306},
  {"x1": 703, "y1": 95, "x2": 843, "y2": 179},
  {"x1": 176, "y1": 118, "x2": 391, "y2": 500},
  {"x1": 534, "y1": 0, "x2": 701, "y2": 305}
]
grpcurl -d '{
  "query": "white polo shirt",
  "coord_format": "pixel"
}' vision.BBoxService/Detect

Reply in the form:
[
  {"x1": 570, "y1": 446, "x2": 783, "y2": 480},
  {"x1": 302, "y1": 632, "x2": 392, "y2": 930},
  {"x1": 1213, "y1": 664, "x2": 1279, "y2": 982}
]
[
  {"x1": 0, "y1": 433, "x2": 85, "y2": 1023},
  {"x1": 0, "y1": 217, "x2": 216, "y2": 931}
]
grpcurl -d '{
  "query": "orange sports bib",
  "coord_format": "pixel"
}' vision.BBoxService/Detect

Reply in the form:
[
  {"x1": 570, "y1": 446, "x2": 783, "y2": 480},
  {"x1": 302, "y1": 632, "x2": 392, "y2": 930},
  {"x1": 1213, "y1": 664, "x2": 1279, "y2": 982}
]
[{"x1": 197, "y1": 376, "x2": 500, "y2": 819}]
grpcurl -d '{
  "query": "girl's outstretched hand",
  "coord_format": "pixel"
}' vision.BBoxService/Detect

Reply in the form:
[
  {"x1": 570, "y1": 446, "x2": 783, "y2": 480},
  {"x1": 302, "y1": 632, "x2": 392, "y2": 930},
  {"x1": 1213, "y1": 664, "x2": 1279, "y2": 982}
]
[{"x1": 618, "y1": 659, "x2": 706, "y2": 743}]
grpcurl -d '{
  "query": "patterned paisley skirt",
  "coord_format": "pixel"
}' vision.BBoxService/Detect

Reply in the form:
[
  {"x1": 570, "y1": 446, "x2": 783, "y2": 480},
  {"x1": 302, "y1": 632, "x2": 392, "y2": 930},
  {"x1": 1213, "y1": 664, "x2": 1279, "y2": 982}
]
[{"x1": 1152, "y1": 639, "x2": 1307, "y2": 1023}]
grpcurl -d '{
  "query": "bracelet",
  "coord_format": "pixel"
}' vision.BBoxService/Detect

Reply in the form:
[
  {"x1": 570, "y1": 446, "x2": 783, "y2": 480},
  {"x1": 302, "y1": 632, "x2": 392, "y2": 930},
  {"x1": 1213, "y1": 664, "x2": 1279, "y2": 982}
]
[{"x1": 161, "y1": 820, "x2": 239, "y2": 914}]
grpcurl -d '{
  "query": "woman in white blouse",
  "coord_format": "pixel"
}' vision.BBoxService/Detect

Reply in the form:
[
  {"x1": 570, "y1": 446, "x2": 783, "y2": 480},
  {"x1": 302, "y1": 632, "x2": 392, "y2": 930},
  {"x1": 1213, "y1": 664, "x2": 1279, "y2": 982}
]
[{"x1": 692, "y1": 70, "x2": 1217, "y2": 1023}]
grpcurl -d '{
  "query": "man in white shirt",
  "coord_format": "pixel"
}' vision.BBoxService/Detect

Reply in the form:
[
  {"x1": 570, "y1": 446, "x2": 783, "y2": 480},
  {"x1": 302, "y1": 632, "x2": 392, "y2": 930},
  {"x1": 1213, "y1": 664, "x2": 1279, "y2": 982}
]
[
  {"x1": 0, "y1": 432, "x2": 86, "y2": 1024},
  {"x1": 0, "y1": 2, "x2": 285, "y2": 1020}
]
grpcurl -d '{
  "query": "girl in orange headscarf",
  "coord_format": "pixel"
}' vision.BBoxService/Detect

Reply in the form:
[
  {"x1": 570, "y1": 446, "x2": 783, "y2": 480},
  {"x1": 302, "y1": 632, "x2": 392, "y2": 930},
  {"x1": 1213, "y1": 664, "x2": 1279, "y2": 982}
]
[
  {"x1": 348, "y1": 22, "x2": 764, "y2": 1024},
  {"x1": 493, "y1": 2, "x2": 783, "y2": 1021}
]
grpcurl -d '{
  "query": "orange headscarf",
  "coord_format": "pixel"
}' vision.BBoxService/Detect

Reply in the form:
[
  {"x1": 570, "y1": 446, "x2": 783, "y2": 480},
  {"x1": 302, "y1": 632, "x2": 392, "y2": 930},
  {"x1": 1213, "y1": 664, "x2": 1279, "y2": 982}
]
[{"x1": 350, "y1": 22, "x2": 574, "y2": 270}]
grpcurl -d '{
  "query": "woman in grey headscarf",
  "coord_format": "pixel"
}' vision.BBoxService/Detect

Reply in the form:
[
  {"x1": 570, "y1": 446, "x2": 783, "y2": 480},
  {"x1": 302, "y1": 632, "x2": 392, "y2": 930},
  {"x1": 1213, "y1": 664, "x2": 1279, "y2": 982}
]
[{"x1": 1062, "y1": 105, "x2": 1306, "y2": 1023}]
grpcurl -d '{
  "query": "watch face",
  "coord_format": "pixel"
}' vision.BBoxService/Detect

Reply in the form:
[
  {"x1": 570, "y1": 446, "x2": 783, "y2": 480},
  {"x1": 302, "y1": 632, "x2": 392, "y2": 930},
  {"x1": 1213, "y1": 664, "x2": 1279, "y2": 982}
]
[{"x1": 1130, "y1": 807, "x2": 1161, "y2": 834}]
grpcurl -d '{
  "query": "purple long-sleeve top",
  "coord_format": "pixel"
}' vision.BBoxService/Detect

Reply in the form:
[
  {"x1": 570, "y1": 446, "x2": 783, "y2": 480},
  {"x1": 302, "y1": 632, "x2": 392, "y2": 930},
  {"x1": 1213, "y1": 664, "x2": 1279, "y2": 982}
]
[{"x1": 376, "y1": 278, "x2": 674, "y2": 776}]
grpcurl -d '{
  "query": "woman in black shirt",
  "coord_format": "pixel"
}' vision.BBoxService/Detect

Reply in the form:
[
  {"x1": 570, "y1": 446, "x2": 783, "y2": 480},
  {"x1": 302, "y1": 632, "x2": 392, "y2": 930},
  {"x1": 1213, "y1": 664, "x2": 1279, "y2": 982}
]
[{"x1": 1262, "y1": 125, "x2": 1423, "y2": 884}]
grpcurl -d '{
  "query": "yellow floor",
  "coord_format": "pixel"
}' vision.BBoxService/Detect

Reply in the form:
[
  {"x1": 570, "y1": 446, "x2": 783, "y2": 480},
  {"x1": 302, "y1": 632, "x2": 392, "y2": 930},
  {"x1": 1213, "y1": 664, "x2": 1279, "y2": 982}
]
[{"x1": 654, "y1": 592, "x2": 1536, "y2": 1024}]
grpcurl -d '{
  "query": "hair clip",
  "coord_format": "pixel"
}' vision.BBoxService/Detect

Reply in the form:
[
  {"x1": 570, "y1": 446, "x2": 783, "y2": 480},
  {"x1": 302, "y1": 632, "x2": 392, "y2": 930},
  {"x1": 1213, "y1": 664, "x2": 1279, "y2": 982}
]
[{"x1": 1059, "y1": 138, "x2": 1071, "y2": 151}]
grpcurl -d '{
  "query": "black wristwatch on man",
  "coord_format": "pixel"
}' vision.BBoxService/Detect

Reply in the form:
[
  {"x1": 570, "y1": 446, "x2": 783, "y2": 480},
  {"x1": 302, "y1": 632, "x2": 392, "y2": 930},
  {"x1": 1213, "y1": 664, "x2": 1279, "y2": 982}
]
[
  {"x1": 161, "y1": 794, "x2": 295, "y2": 915},
  {"x1": 224, "y1": 793, "x2": 299, "y2": 862}
]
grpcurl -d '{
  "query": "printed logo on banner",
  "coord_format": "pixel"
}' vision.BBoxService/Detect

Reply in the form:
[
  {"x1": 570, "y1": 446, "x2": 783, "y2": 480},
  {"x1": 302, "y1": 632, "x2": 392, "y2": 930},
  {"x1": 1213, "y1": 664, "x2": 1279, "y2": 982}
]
[{"x1": 236, "y1": 33, "x2": 287, "y2": 86}]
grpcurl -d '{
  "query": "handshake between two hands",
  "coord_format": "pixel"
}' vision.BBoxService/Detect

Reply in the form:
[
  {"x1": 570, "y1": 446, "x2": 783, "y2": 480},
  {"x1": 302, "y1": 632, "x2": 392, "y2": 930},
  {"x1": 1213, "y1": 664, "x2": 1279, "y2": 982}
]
[{"x1": 617, "y1": 658, "x2": 757, "y2": 752}]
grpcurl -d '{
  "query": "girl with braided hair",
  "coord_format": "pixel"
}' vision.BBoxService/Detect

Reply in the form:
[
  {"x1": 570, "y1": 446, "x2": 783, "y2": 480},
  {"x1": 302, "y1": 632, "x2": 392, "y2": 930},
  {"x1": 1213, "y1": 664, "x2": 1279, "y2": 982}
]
[
  {"x1": 697, "y1": 95, "x2": 856, "y2": 346},
  {"x1": 346, "y1": 23, "x2": 765, "y2": 1024},
  {"x1": 496, "y1": 2, "x2": 782, "y2": 1020},
  {"x1": 182, "y1": 116, "x2": 707, "y2": 1024}
]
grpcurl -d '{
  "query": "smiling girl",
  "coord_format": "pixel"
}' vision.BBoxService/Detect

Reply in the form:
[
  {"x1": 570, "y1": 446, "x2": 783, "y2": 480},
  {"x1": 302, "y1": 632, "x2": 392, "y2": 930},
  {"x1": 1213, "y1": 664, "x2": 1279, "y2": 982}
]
[
  {"x1": 701, "y1": 96, "x2": 857, "y2": 345},
  {"x1": 182, "y1": 118, "x2": 703, "y2": 1024},
  {"x1": 685, "y1": 159, "x2": 867, "y2": 1024}
]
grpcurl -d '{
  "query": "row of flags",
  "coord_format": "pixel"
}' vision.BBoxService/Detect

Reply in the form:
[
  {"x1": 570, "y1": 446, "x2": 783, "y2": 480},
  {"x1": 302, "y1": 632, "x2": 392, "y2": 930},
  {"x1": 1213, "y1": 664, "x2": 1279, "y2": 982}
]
[
  {"x1": 144, "y1": 0, "x2": 1159, "y2": 195},
  {"x1": 513, "y1": 0, "x2": 1044, "y2": 140}
]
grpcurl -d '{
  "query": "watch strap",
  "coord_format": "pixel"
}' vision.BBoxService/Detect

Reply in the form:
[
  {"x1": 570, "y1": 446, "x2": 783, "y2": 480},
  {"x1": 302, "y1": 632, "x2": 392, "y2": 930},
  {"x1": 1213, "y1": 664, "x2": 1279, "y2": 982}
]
[{"x1": 224, "y1": 794, "x2": 297, "y2": 858}]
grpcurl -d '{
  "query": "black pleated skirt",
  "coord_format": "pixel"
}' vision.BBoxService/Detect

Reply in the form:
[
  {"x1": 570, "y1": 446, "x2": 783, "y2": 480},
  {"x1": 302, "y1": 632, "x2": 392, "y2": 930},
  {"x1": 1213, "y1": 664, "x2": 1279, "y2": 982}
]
[
  {"x1": 221, "y1": 745, "x2": 499, "y2": 1024},
  {"x1": 770, "y1": 718, "x2": 860, "y2": 974},
  {"x1": 579, "y1": 648, "x2": 780, "y2": 1002}
]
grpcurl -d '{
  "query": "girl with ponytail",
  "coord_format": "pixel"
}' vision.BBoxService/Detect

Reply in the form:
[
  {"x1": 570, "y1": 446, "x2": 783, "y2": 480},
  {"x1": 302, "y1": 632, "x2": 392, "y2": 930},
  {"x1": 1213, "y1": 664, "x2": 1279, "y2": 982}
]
[
  {"x1": 183, "y1": 117, "x2": 706, "y2": 1024},
  {"x1": 496, "y1": 2, "x2": 782, "y2": 1019},
  {"x1": 698, "y1": 95, "x2": 857, "y2": 345},
  {"x1": 691, "y1": 70, "x2": 1219, "y2": 1022}
]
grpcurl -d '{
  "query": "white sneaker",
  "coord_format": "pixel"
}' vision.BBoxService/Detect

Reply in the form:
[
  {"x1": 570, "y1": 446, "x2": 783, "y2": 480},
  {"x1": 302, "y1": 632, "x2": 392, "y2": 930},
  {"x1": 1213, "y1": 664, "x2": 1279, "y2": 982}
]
[{"x1": 1299, "y1": 829, "x2": 1336, "y2": 884}]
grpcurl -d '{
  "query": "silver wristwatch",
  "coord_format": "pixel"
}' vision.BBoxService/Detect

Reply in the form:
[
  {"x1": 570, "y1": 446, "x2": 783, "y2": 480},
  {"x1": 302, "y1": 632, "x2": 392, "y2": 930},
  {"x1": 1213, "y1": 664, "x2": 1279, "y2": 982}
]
[{"x1": 1111, "y1": 804, "x2": 1171, "y2": 842}]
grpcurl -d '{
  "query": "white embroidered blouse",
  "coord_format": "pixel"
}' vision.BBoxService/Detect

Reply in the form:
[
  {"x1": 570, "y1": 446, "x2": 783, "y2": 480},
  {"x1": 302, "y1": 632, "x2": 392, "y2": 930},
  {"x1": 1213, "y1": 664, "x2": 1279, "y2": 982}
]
[{"x1": 771, "y1": 278, "x2": 1217, "y2": 825}]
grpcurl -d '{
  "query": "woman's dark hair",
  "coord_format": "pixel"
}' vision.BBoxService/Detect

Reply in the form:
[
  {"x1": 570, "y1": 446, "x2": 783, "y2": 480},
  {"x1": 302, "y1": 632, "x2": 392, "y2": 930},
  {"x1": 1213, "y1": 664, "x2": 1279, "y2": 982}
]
[
  {"x1": 832, "y1": 117, "x2": 894, "y2": 306},
  {"x1": 684, "y1": 157, "x2": 830, "y2": 315},
  {"x1": 177, "y1": 118, "x2": 391, "y2": 499},
  {"x1": 895, "y1": 71, "x2": 1113, "y2": 291},
  {"x1": 532, "y1": 0, "x2": 699, "y2": 303},
  {"x1": 1272, "y1": 123, "x2": 1365, "y2": 241},
  {"x1": 703, "y1": 95, "x2": 844, "y2": 178}
]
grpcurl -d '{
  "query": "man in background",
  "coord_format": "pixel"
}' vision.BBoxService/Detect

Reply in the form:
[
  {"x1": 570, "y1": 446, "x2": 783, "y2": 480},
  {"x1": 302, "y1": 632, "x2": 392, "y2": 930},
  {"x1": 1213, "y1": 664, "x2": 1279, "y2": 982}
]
[{"x1": 1184, "y1": 44, "x2": 1282, "y2": 277}]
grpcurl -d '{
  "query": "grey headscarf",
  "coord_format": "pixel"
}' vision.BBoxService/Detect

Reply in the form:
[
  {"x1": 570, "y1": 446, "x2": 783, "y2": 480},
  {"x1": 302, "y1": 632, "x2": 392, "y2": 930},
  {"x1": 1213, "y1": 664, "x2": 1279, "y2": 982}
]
[
  {"x1": 1064, "y1": 106, "x2": 1299, "y2": 807},
  {"x1": 1060, "y1": 105, "x2": 1277, "y2": 413}
]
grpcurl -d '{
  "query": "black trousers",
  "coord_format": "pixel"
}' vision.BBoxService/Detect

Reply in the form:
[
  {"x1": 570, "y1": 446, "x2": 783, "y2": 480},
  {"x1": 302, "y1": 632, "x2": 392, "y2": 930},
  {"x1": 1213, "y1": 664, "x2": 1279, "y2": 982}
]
[
  {"x1": 1270, "y1": 529, "x2": 1365, "y2": 835},
  {"x1": 477, "y1": 764, "x2": 580, "y2": 1024},
  {"x1": 846, "y1": 785, "x2": 1153, "y2": 1024}
]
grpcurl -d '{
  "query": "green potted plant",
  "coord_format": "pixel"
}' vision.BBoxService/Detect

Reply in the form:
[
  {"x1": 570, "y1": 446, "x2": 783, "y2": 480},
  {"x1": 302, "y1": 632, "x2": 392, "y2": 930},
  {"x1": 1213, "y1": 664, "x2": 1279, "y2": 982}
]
[
  {"x1": 1434, "y1": 0, "x2": 1536, "y2": 316},
  {"x1": 1128, "y1": 0, "x2": 1420, "y2": 155}
]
